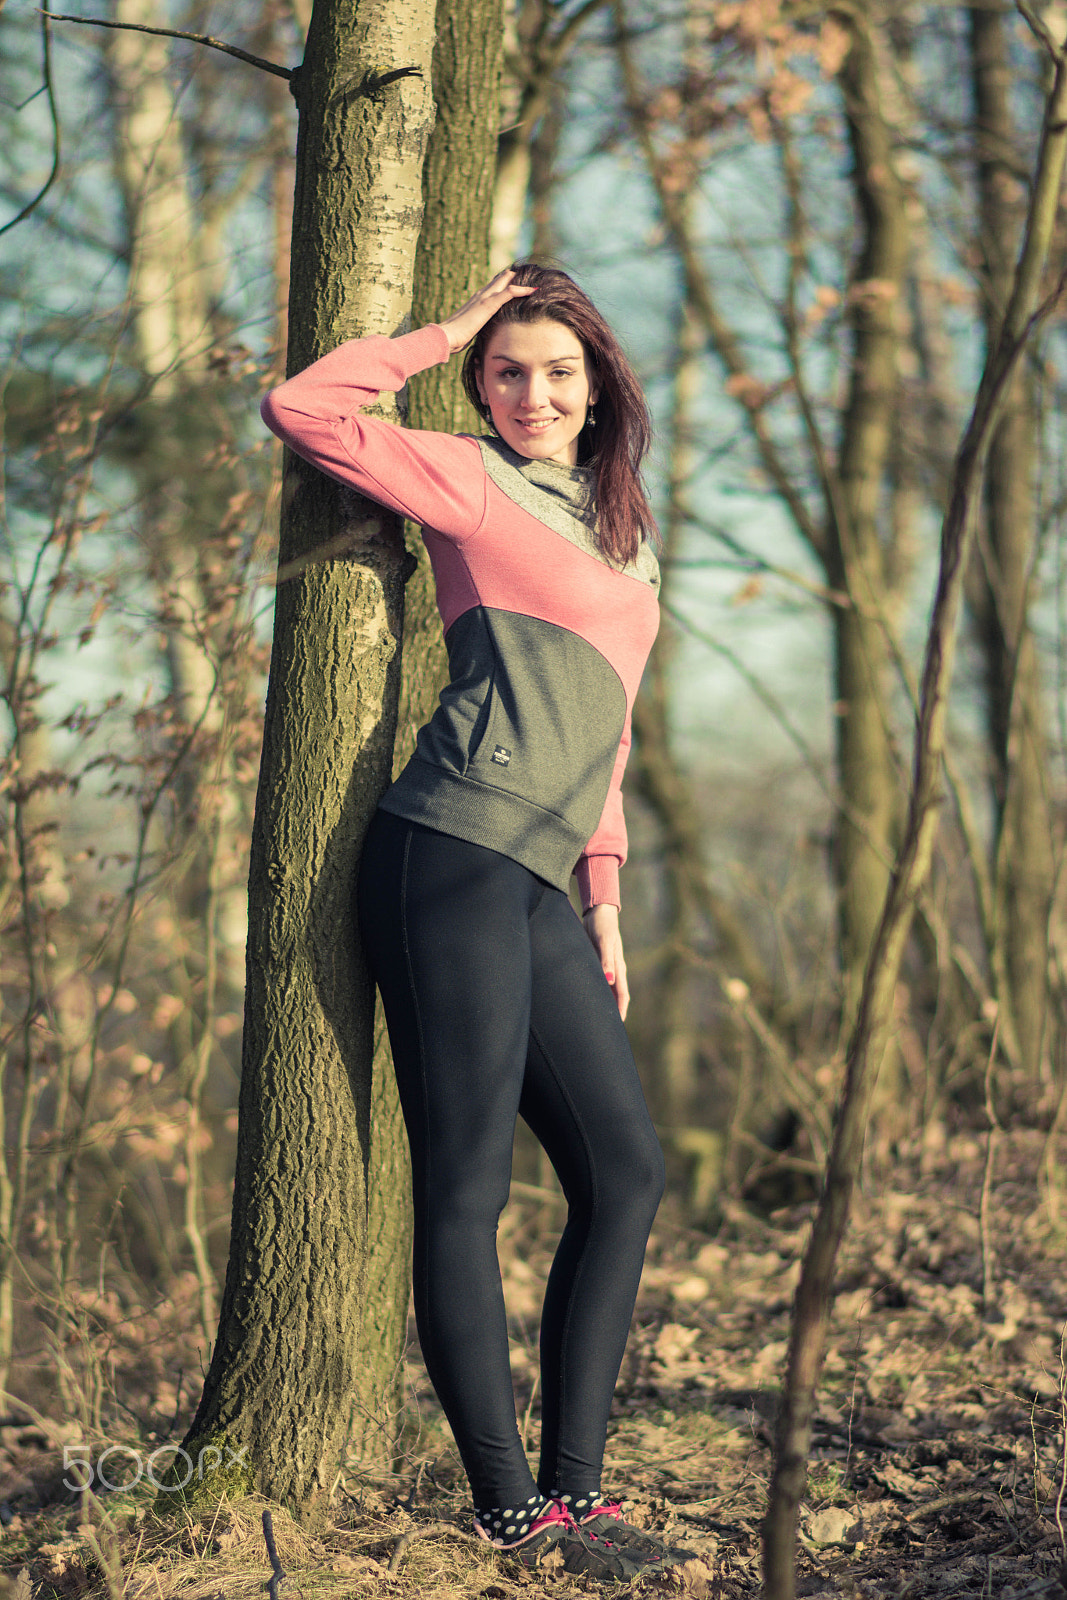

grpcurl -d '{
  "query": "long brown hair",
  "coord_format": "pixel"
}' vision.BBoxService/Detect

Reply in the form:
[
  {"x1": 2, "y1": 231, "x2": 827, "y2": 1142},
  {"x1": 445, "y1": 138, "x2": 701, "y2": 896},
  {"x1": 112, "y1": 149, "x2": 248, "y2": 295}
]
[{"x1": 461, "y1": 263, "x2": 658, "y2": 565}]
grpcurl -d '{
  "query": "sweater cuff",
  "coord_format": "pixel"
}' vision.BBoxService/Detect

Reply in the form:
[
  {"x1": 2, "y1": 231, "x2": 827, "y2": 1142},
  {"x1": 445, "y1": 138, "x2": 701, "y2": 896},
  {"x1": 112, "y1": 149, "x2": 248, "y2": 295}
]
[
  {"x1": 575, "y1": 856, "x2": 621, "y2": 913},
  {"x1": 395, "y1": 324, "x2": 454, "y2": 374},
  {"x1": 416, "y1": 323, "x2": 452, "y2": 367}
]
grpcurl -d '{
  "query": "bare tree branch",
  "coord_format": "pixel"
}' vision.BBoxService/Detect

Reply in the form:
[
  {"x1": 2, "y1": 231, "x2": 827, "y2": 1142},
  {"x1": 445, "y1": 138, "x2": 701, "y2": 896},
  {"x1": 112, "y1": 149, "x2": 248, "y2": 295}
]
[
  {"x1": 1016, "y1": 0, "x2": 1067, "y2": 61},
  {"x1": 0, "y1": 2, "x2": 60, "y2": 238},
  {"x1": 762, "y1": 47, "x2": 1067, "y2": 1599},
  {"x1": 612, "y1": 0, "x2": 827, "y2": 561},
  {"x1": 43, "y1": 12, "x2": 294, "y2": 80}
]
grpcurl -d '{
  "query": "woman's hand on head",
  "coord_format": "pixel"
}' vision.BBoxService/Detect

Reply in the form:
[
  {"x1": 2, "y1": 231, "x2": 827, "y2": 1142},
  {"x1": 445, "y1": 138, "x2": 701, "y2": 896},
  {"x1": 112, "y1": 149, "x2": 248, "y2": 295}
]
[
  {"x1": 582, "y1": 903, "x2": 630, "y2": 1021},
  {"x1": 439, "y1": 269, "x2": 538, "y2": 354}
]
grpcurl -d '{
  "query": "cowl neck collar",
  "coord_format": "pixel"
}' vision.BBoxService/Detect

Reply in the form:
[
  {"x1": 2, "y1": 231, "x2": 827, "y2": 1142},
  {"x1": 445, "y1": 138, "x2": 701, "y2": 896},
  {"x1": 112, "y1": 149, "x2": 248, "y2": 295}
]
[{"x1": 478, "y1": 435, "x2": 595, "y2": 526}]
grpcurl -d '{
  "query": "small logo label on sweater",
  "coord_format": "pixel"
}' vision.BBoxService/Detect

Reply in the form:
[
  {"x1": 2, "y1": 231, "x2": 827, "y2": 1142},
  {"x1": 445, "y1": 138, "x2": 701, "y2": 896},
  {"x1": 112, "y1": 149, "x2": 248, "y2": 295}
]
[{"x1": 491, "y1": 746, "x2": 511, "y2": 767}]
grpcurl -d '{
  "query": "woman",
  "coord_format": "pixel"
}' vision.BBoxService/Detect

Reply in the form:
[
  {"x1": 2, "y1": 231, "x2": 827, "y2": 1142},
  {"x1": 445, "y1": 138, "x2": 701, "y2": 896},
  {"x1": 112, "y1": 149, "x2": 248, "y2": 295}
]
[{"x1": 262, "y1": 265, "x2": 685, "y2": 1580}]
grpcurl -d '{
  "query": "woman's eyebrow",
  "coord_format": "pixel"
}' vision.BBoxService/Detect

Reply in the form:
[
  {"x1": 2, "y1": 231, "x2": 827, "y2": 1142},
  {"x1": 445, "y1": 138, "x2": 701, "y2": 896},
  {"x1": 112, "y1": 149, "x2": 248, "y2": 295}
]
[{"x1": 488, "y1": 352, "x2": 581, "y2": 364}]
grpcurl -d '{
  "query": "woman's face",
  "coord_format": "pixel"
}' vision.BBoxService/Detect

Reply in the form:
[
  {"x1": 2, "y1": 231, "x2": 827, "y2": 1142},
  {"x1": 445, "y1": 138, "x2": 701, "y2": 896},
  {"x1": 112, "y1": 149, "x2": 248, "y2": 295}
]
[{"x1": 476, "y1": 319, "x2": 598, "y2": 467}]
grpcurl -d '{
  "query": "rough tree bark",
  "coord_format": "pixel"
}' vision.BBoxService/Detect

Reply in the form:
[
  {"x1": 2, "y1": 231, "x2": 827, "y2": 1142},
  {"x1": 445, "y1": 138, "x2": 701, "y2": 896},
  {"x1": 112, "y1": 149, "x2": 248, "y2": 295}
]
[
  {"x1": 394, "y1": 0, "x2": 504, "y2": 773},
  {"x1": 763, "y1": 29, "x2": 1067, "y2": 1599},
  {"x1": 349, "y1": 0, "x2": 505, "y2": 1464},
  {"x1": 184, "y1": 0, "x2": 436, "y2": 1505}
]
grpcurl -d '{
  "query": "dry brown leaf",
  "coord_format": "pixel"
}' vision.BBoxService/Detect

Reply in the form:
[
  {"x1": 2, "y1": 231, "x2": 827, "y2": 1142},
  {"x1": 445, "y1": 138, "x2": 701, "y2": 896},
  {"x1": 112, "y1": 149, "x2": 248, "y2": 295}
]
[
  {"x1": 663, "y1": 1557, "x2": 717, "y2": 1596},
  {"x1": 672, "y1": 1275, "x2": 710, "y2": 1304},
  {"x1": 875, "y1": 1463, "x2": 926, "y2": 1498},
  {"x1": 213, "y1": 1526, "x2": 246, "y2": 1552},
  {"x1": 803, "y1": 1506, "x2": 863, "y2": 1548},
  {"x1": 650, "y1": 1323, "x2": 704, "y2": 1383}
]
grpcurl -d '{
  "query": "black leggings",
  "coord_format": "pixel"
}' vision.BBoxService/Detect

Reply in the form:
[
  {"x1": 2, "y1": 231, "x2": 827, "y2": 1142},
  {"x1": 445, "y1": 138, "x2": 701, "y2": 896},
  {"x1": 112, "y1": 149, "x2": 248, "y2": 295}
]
[{"x1": 356, "y1": 810, "x2": 664, "y2": 1509}]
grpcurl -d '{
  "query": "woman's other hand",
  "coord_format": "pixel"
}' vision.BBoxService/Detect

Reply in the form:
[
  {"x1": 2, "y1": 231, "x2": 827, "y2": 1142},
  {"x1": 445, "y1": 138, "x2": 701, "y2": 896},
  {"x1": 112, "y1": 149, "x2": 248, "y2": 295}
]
[
  {"x1": 582, "y1": 904, "x2": 630, "y2": 1021},
  {"x1": 439, "y1": 269, "x2": 538, "y2": 354}
]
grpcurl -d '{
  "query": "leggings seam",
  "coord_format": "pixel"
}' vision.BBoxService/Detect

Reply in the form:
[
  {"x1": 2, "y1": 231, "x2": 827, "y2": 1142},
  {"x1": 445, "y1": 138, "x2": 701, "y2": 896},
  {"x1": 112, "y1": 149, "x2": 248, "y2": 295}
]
[
  {"x1": 527, "y1": 1016, "x2": 599, "y2": 1491},
  {"x1": 399, "y1": 825, "x2": 437, "y2": 1383}
]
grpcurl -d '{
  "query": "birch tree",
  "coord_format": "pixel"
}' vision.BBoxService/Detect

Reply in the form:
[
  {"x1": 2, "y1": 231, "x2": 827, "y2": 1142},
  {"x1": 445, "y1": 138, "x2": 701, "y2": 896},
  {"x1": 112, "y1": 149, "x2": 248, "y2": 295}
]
[{"x1": 354, "y1": 0, "x2": 504, "y2": 1461}]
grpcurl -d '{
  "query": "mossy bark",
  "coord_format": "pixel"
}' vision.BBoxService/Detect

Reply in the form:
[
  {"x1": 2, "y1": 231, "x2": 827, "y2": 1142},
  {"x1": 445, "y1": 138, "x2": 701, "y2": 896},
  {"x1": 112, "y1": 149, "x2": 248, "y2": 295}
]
[{"x1": 185, "y1": 0, "x2": 436, "y2": 1507}]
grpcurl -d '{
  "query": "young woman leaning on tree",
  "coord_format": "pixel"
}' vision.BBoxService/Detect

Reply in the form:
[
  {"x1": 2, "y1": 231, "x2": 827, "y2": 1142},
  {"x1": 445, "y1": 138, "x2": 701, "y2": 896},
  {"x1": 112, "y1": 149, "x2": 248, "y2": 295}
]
[{"x1": 261, "y1": 263, "x2": 695, "y2": 1582}]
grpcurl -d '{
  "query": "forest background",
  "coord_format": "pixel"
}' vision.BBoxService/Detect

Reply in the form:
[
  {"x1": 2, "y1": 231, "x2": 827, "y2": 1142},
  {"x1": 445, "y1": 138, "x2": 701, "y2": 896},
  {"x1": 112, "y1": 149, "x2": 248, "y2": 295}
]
[{"x1": 4, "y1": 0, "x2": 1067, "y2": 1596}]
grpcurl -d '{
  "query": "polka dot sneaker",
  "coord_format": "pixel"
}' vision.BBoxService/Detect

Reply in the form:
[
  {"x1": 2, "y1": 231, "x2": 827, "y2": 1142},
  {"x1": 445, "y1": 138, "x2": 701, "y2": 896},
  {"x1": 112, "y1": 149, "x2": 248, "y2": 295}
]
[
  {"x1": 475, "y1": 1497, "x2": 660, "y2": 1581},
  {"x1": 473, "y1": 1494, "x2": 570, "y2": 1550},
  {"x1": 556, "y1": 1493, "x2": 698, "y2": 1565}
]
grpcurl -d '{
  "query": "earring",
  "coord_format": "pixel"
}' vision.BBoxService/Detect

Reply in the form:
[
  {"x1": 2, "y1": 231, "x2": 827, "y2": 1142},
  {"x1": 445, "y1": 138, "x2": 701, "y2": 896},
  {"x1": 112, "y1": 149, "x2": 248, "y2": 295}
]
[{"x1": 586, "y1": 404, "x2": 597, "y2": 430}]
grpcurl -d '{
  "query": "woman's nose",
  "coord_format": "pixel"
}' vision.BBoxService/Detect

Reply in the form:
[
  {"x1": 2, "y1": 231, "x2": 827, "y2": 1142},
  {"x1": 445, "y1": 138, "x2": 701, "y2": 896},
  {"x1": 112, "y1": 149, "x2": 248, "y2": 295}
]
[{"x1": 519, "y1": 374, "x2": 547, "y2": 409}]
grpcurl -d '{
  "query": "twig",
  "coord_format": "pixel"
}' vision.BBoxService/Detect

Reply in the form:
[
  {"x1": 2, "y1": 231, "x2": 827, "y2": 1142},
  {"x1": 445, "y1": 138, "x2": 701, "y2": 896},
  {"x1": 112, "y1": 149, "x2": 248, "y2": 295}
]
[
  {"x1": 42, "y1": 13, "x2": 294, "y2": 79},
  {"x1": 265, "y1": 525, "x2": 385, "y2": 587},
  {"x1": 0, "y1": 3, "x2": 60, "y2": 238},
  {"x1": 979, "y1": 1012, "x2": 1003, "y2": 1316},
  {"x1": 761, "y1": 43, "x2": 1067, "y2": 1600},
  {"x1": 1016, "y1": 0, "x2": 1067, "y2": 61},
  {"x1": 1055, "y1": 1321, "x2": 1067, "y2": 1554},
  {"x1": 521, "y1": 1374, "x2": 540, "y2": 1455},
  {"x1": 262, "y1": 1510, "x2": 286, "y2": 1600},
  {"x1": 386, "y1": 1530, "x2": 416, "y2": 1574},
  {"x1": 403, "y1": 1460, "x2": 425, "y2": 1512},
  {"x1": 909, "y1": 1489, "x2": 990, "y2": 1518},
  {"x1": 508, "y1": 1179, "x2": 565, "y2": 1205},
  {"x1": 386, "y1": 1521, "x2": 458, "y2": 1574}
]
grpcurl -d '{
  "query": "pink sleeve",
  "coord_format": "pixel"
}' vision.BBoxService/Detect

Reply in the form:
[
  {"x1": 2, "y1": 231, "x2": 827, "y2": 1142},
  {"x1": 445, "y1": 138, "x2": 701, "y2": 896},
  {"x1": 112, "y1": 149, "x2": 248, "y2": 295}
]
[
  {"x1": 260, "y1": 325, "x2": 486, "y2": 540},
  {"x1": 574, "y1": 720, "x2": 632, "y2": 912}
]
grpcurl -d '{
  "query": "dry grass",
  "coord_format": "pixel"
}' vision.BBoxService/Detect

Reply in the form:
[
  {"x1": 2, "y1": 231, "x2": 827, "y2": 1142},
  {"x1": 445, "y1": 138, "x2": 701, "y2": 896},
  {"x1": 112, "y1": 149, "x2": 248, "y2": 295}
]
[{"x1": 7, "y1": 1127, "x2": 1067, "y2": 1599}]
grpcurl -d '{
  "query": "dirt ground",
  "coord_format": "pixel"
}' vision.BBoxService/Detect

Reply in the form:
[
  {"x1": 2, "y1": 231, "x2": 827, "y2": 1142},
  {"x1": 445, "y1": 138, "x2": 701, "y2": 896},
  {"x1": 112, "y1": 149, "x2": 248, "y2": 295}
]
[{"x1": 4, "y1": 1125, "x2": 1067, "y2": 1599}]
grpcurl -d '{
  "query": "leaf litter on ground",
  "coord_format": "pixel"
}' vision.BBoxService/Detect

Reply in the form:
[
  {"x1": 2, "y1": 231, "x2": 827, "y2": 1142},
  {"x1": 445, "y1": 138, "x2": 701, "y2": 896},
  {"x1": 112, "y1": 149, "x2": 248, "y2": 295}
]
[{"x1": 5, "y1": 1127, "x2": 1067, "y2": 1597}]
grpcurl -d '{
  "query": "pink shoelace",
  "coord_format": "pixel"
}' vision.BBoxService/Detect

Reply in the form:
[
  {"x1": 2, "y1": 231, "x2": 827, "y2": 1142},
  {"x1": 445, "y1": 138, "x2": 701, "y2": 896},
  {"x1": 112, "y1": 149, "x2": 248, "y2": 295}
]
[
  {"x1": 475, "y1": 1499, "x2": 576, "y2": 1549},
  {"x1": 578, "y1": 1500, "x2": 623, "y2": 1522}
]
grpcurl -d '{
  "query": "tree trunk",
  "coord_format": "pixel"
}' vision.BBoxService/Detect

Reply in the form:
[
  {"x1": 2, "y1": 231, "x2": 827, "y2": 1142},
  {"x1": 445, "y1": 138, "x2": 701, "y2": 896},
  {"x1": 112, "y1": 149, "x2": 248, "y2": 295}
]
[
  {"x1": 347, "y1": 0, "x2": 504, "y2": 1465},
  {"x1": 396, "y1": 0, "x2": 504, "y2": 772},
  {"x1": 631, "y1": 297, "x2": 774, "y2": 1127},
  {"x1": 184, "y1": 0, "x2": 436, "y2": 1507},
  {"x1": 968, "y1": 4, "x2": 1054, "y2": 1081},
  {"x1": 829, "y1": 3, "x2": 910, "y2": 1021},
  {"x1": 491, "y1": 0, "x2": 610, "y2": 268},
  {"x1": 614, "y1": 0, "x2": 911, "y2": 1042},
  {"x1": 108, "y1": 0, "x2": 249, "y2": 987},
  {"x1": 763, "y1": 41, "x2": 1067, "y2": 1599}
]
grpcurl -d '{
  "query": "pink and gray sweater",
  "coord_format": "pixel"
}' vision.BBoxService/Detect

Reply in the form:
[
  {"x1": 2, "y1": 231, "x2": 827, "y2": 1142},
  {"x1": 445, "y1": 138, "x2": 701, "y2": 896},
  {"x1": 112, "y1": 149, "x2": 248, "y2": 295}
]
[{"x1": 260, "y1": 323, "x2": 659, "y2": 911}]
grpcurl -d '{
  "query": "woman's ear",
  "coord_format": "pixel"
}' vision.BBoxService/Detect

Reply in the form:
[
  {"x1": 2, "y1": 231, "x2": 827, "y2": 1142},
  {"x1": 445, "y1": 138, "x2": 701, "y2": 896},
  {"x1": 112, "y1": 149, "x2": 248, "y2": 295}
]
[{"x1": 474, "y1": 365, "x2": 488, "y2": 408}]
